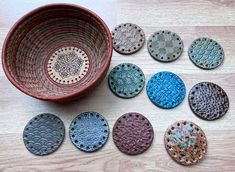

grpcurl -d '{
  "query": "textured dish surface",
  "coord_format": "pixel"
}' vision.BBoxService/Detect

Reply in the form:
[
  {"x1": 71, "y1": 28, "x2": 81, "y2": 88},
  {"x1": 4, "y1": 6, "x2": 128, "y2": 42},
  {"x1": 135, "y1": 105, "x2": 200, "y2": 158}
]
[
  {"x1": 47, "y1": 46, "x2": 90, "y2": 84},
  {"x1": 113, "y1": 112, "x2": 154, "y2": 155},
  {"x1": 147, "y1": 30, "x2": 183, "y2": 62},
  {"x1": 69, "y1": 112, "x2": 109, "y2": 152},
  {"x1": 111, "y1": 23, "x2": 145, "y2": 54},
  {"x1": 23, "y1": 113, "x2": 65, "y2": 156},
  {"x1": 3, "y1": 5, "x2": 112, "y2": 100},
  {"x1": 189, "y1": 82, "x2": 229, "y2": 120},
  {"x1": 188, "y1": 37, "x2": 224, "y2": 69},
  {"x1": 108, "y1": 63, "x2": 145, "y2": 98},
  {"x1": 164, "y1": 121, "x2": 207, "y2": 166},
  {"x1": 146, "y1": 71, "x2": 186, "y2": 109}
]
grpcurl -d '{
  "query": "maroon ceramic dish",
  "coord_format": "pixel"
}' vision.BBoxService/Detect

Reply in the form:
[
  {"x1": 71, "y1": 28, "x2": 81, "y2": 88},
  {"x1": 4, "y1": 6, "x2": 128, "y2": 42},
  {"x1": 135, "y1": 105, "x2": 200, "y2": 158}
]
[{"x1": 2, "y1": 4, "x2": 112, "y2": 102}]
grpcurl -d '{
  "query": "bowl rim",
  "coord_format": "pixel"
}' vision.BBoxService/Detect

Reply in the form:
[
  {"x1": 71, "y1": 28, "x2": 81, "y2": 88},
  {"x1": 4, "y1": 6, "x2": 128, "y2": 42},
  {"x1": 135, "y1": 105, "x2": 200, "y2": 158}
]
[{"x1": 2, "y1": 3, "x2": 113, "y2": 101}]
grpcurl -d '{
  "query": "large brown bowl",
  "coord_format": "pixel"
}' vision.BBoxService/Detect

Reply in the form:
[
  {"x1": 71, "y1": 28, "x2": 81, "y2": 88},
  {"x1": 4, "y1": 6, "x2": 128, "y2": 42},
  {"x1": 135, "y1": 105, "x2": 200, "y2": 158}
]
[{"x1": 2, "y1": 4, "x2": 112, "y2": 102}]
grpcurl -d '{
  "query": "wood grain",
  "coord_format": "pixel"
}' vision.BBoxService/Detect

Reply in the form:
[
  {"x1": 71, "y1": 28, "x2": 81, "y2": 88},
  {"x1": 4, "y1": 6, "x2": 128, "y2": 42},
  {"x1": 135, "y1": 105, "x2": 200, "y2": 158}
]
[{"x1": 0, "y1": 0, "x2": 235, "y2": 171}]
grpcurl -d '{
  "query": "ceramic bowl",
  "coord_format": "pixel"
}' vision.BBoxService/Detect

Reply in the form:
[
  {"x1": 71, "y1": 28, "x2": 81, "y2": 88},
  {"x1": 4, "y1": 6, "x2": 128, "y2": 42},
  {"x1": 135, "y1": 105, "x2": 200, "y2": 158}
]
[{"x1": 2, "y1": 4, "x2": 112, "y2": 102}]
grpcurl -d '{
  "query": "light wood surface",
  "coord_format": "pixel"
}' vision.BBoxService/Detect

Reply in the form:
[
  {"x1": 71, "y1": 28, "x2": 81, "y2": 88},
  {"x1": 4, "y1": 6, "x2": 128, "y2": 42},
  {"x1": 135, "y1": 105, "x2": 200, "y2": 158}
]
[{"x1": 0, "y1": 0, "x2": 235, "y2": 171}]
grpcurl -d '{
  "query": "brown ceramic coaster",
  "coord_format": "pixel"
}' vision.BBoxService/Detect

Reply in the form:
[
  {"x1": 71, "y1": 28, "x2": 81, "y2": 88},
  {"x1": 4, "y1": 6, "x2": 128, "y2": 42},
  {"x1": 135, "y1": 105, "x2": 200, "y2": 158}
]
[
  {"x1": 189, "y1": 82, "x2": 229, "y2": 121},
  {"x1": 113, "y1": 112, "x2": 154, "y2": 155},
  {"x1": 147, "y1": 30, "x2": 183, "y2": 62},
  {"x1": 164, "y1": 121, "x2": 207, "y2": 166},
  {"x1": 111, "y1": 23, "x2": 145, "y2": 54}
]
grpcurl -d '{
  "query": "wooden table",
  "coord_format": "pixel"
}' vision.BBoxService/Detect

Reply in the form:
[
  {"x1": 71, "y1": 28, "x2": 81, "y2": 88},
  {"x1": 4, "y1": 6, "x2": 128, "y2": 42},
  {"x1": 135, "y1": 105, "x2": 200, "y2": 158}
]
[{"x1": 0, "y1": 0, "x2": 235, "y2": 171}]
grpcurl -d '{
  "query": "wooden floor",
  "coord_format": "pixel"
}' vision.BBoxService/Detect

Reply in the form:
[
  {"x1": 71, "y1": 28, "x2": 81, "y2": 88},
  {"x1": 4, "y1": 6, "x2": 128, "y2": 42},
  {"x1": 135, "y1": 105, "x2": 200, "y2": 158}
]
[{"x1": 0, "y1": 0, "x2": 235, "y2": 171}]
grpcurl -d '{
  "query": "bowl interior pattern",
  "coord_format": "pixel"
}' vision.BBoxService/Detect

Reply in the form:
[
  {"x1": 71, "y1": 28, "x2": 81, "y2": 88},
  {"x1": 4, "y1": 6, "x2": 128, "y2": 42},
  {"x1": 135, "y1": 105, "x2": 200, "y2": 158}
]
[{"x1": 3, "y1": 5, "x2": 111, "y2": 100}]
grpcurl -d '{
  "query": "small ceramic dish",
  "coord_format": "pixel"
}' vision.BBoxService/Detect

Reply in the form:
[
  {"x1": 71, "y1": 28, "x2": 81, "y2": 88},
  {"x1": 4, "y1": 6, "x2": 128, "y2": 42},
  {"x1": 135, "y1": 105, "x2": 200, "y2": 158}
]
[{"x1": 2, "y1": 4, "x2": 112, "y2": 102}]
